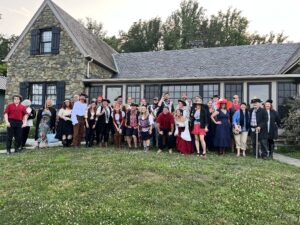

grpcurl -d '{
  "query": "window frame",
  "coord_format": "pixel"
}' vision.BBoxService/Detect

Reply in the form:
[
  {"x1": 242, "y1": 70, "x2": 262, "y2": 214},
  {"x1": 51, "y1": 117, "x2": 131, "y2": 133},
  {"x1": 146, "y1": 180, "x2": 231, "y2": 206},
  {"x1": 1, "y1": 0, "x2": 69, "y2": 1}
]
[
  {"x1": 40, "y1": 29, "x2": 52, "y2": 54},
  {"x1": 88, "y1": 85, "x2": 103, "y2": 101},
  {"x1": 247, "y1": 82, "x2": 271, "y2": 104},
  {"x1": 126, "y1": 84, "x2": 141, "y2": 104},
  {"x1": 224, "y1": 83, "x2": 244, "y2": 102},
  {"x1": 29, "y1": 82, "x2": 57, "y2": 108},
  {"x1": 277, "y1": 81, "x2": 298, "y2": 119}
]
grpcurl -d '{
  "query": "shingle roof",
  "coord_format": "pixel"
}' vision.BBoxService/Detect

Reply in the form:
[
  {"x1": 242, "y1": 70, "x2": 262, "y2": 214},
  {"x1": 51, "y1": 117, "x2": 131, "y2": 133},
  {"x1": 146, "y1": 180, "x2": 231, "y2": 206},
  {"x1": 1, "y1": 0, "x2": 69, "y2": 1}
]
[
  {"x1": 113, "y1": 43, "x2": 300, "y2": 78},
  {"x1": 0, "y1": 76, "x2": 7, "y2": 90},
  {"x1": 4, "y1": 0, "x2": 117, "y2": 72}
]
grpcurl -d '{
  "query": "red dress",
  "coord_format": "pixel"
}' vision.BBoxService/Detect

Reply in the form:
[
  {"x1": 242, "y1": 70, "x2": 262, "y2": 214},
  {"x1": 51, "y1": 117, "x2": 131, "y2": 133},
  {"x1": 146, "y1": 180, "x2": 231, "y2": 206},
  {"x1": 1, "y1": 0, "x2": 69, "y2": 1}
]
[{"x1": 175, "y1": 121, "x2": 193, "y2": 155}]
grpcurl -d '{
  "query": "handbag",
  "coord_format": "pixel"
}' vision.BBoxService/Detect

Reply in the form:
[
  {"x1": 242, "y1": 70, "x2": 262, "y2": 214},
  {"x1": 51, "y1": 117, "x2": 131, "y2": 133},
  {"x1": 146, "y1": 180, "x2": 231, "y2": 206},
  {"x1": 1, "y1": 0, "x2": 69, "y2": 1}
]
[
  {"x1": 47, "y1": 132, "x2": 59, "y2": 143},
  {"x1": 181, "y1": 128, "x2": 191, "y2": 141},
  {"x1": 232, "y1": 125, "x2": 241, "y2": 135}
]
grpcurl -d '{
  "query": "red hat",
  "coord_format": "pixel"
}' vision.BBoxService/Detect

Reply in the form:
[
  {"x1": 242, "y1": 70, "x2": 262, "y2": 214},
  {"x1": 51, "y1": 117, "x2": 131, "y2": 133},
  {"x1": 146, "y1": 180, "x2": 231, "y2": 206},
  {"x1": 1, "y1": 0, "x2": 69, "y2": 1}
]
[
  {"x1": 216, "y1": 98, "x2": 233, "y2": 110},
  {"x1": 97, "y1": 96, "x2": 103, "y2": 101}
]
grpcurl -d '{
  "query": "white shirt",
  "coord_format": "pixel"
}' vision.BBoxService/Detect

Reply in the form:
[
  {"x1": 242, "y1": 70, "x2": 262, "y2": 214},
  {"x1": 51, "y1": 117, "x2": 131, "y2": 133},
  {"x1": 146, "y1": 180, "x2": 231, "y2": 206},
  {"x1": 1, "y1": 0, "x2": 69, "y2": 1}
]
[{"x1": 71, "y1": 101, "x2": 87, "y2": 125}]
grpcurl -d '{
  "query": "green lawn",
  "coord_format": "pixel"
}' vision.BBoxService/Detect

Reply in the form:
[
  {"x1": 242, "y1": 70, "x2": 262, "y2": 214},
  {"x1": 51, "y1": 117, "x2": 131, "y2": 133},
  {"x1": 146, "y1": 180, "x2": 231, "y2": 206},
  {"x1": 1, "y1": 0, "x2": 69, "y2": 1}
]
[
  {"x1": 0, "y1": 148, "x2": 299, "y2": 225},
  {"x1": 276, "y1": 146, "x2": 300, "y2": 160}
]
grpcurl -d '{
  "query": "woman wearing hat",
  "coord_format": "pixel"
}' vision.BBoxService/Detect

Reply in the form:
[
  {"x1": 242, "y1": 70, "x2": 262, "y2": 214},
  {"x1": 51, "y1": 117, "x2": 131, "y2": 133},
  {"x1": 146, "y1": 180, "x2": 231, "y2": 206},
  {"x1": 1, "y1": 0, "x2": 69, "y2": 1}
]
[
  {"x1": 174, "y1": 109, "x2": 193, "y2": 155},
  {"x1": 85, "y1": 101, "x2": 97, "y2": 147},
  {"x1": 211, "y1": 98, "x2": 232, "y2": 155},
  {"x1": 264, "y1": 99, "x2": 280, "y2": 158},
  {"x1": 35, "y1": 98, "x2": 57, "y2": 148},
  {"x1": 56, "y1": 99, "x2": 73, "y2": 147},
  {"x1": 232, "y1": 102, "x2": 250, "y2": 157},
  {"x1": 190, "y1": 100, "x2": 208, "y2": 156}
]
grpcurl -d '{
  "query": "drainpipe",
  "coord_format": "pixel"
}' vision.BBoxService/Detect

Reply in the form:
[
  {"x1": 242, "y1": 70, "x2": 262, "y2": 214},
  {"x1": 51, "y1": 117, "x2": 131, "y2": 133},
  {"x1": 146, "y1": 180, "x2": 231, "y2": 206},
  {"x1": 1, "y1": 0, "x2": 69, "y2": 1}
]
[{"x1": 86, "y1": 56, "x2": 93, "y2": 78}]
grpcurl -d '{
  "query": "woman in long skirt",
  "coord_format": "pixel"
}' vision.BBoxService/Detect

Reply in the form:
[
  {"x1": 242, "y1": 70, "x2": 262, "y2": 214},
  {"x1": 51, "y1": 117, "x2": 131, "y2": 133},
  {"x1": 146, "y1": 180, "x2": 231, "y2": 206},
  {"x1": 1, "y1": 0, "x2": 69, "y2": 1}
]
[
  {"x1": 174, "y1": 109, "x2": 193, "y2": 155},
  {"x1": 205, "y1": 100, "x2": 216, "y2": 152},
  {"x1": 211, "y1": 99, "x2": 231, "y2": 155},
  {"x1": 56, "y1": 99, "x2": 73, "y2": 147},
  {"x1": 37, "y1": 110, "x2": 52, "y2": 148}
]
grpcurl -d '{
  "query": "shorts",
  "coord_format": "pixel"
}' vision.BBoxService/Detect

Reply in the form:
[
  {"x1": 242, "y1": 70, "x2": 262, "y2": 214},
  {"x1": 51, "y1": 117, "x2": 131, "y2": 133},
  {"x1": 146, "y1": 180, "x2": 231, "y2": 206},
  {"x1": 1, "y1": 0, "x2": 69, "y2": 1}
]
[
  {"x1": 126, "y1": 127, "x2": 138, "y2": 137},
  {"x1": 141, "y1": 131, "x2": 151, "y2": 140}
]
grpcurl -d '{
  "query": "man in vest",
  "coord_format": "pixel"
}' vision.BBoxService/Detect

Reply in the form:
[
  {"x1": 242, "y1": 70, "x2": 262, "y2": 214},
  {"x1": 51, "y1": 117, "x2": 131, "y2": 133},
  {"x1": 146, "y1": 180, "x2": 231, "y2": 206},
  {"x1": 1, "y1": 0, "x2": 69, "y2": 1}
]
[
  {"x1": 4, "y1": 94, "x2": 28, "y2": 154},
  {"x1": 96, "y1": 99, "x2": 112, "y2": 147}
]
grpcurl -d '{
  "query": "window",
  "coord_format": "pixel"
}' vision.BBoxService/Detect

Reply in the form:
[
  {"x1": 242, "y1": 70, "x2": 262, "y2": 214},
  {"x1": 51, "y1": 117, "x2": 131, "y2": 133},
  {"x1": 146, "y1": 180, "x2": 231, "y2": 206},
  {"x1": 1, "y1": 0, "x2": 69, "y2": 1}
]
[
  {"x1": 277, "y1": 82, "x2": 297, "y2": 119},
  {"x1": 202, "y1": 84, "x2": 219, "y2": 103},
  {"x1": 29, "y1": 83, "x2": 58, "y2": 107},
  {"x1": 126, "y1": 85, "x2": 141, "y2": 103},
  {"x1": 144, "y1": 85, "x2": 161, "y2": 103},
  {"x1": 161, "y1": 84, "x2": 218, "y2": 105},
  {"x1": 225, "y1": 83, "x2": 243, "y2": 102},
  {"x1": 40, "y1": 30, "x2": 52, "y2": 54},
  {"x1": 30, "y1": 27, "x2": 60, "y2": 55},
  {"x1": 106, "y1": 86, "x2": 122, "y2": 104},
  {"x1": 248, "y1": 83, "x2": 271, "y2": 103},
  {"x1": 89, "y1": 86, "x2": 103, "y2": 101}
]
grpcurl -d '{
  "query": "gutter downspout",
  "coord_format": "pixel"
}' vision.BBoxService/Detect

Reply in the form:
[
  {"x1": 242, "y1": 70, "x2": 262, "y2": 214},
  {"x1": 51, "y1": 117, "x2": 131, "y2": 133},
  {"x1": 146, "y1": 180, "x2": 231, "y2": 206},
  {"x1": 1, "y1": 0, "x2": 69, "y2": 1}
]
[{"x1": 87, "y1": 57, "x2": 94, "y2": 78}]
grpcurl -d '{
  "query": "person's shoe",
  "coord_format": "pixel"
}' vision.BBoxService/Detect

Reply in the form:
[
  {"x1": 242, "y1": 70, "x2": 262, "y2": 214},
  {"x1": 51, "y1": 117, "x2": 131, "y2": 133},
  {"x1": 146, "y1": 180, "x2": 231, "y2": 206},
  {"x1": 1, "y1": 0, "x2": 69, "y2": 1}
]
[
  {"x1": 6, "y1": 151, "x2": 11, "y2": 155},
  {"x1": 157, "y1": 149, "x2": 162, "y2": 154},
  {"x1": 242, "y1": 151, "x2": 246, "y2": 157},
  {"x1": 168, "y1": 149, "x2": 173, "y2": 154}
]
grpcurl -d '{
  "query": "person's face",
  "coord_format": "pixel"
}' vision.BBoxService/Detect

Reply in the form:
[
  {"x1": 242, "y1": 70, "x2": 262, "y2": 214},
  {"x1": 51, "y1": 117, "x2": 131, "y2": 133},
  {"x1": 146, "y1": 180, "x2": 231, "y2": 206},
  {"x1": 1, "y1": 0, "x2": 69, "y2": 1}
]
[
  {"x1": 233, "y1": 95, "x2": 239, "y2": 103},
  {"x1": 176, "y1": 109, "x2": 181, "y2": 117},
  {"x1": 91, "y1": 102, "x2": 96, "y2": 109},
  {"x1": 265, "y1": 102, "x2": 271, "y2": 110},
  {"x1": 131, "y1": 105, "x2": 136, "y2": 111},
  {"x1": 127, "y1": 98, "x2": 132, "y2": 103},
  {"x1": 240, "y1": 104, "x2": 246, "y2": 111},
  {"x1": 46, "y1": 99, "x2": 52, "y2": 107},
  {"x1": 163, "y1": 107, "x2": 169, "y2": 114},
  {"x1": 73, "y1": 95, "x2": 79, "y2": 101},
  {"x1": 141, "y1": 106, "x2": 147, "y2": 113},
  {"x1": 207, "y1": 101, "x2": 212, "y2": 108},
  {"x1": 117, "y1": 98, "x2": 122, "y2": 104},
  {"x1": 79, "y1": 97, "x2": 85, "y2": 102},
  {"x1": 164, "y1": 94, "x2": 169, "y2": 100},
  {"x1": 221, "y1": 103, "x2": 226, "y2": 109},
  {"x1": 102, "y1": 101, "x2": 108, "y2": 107},
  {"x1": 253, "y1": 102, "x2": 259, "y2": 109},
  {"x1": 213, "y1": 97, "x2": 219, "y2": 102},
  {"x1": 178, "y1": 102, "x2": 183, "y2": 108},
  {"x1": 13, "y1": 97, "x2": 20, "y2": 104},
  {"x1": 65, "y1": 101, "x2": 70, "y2": 107},
  {"x1": 153, "y1": 99, "x2": 158, "y2": 104}
]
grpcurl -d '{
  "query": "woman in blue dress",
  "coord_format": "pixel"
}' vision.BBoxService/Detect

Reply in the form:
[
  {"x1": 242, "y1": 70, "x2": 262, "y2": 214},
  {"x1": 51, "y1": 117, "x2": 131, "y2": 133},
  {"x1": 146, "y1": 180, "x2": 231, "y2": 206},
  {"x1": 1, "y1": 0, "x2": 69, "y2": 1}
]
[{"x1": 211, "y1": 99, "x2": 231, "y2": 155}]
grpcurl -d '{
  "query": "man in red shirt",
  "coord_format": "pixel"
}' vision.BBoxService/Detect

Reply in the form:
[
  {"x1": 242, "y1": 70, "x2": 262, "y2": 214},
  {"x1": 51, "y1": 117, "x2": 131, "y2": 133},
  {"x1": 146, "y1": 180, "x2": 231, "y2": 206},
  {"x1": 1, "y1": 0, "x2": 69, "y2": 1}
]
[
  {"x1": 4, "y1": 94, "x2": 28, "y2": 154},
  {"x1": 156, "y1": 106, "x2": 175, "y2": 154}
]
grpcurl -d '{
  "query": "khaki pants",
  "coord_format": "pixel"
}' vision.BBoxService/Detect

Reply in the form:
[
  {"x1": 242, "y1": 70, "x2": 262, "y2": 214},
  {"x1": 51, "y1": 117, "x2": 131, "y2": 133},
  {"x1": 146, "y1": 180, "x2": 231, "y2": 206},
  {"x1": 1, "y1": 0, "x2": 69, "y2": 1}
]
[
  {"x1": 234, "y1": 132, "x2": 248, "y2": 150},
  {"x1": 73, "y1": 116, "x2": 85, "y2": 147}
]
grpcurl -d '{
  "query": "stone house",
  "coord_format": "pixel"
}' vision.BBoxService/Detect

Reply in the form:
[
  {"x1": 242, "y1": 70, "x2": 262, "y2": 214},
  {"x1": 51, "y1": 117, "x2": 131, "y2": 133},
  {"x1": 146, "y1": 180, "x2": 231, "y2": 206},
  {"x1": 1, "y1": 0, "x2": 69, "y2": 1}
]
[{"x1": 3, "y1": 0, "x2": 300, "y2": 118}]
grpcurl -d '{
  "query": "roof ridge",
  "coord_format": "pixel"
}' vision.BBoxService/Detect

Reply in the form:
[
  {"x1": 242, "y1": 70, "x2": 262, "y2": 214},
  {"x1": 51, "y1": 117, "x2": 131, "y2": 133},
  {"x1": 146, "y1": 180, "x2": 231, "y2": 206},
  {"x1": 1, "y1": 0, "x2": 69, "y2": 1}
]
[{"x1": 279, "y1": 43, "x2": 300, "y2": 73}]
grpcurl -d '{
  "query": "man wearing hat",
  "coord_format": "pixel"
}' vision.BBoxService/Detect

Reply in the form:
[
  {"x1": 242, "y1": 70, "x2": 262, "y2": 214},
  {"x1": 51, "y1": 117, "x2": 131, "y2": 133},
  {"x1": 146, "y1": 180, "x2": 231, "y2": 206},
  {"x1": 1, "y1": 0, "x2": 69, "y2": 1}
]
[
  {"x1": 71, "y1": 93, "x2": 88, "y2": 148},
  {"x1": 148, "y1": 97, "x2": 160, "y2": 147},
  {"x1": 4, "y1": 94, "x2": 28, "y2": 154},
  {"x1": 96, "y1": 98, "x2": 112, "y2": 147},
  {"x1": 249, "y1": 97, "x2": 269, "y2": 159}
]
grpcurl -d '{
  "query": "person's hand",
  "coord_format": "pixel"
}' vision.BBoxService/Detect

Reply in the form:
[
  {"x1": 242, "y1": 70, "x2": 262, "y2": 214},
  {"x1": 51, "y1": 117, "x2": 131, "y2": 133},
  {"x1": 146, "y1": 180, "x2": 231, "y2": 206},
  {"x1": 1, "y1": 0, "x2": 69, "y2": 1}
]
[
  {"x1": 6, "y1": 122, "x2": 10, "y2": 128},
  {"x1": 159, "y1": 131, "x2": 163, "y2": 135},
  {"x1": 168, "y1": 132, "x2": 172, "y2": 136},
  {"x1": 86, "y1": 123, "x2": 89, "y2": 128},
  {"x1": 216, "y1": 121, "x2": 222, "y2": 125},
  {"x1": 149, "y1": 130, "x2": 152, "y2": 135},
  {"x1": 21, "y1": 122, "x2": 27, "y2": 128},
  {"x1": 92, "y1": 124, "x2": 96, "y2": 129},
  {"x1": 256, "y1": 127, "x2": 261, "y2": 133},
  {"x1": 205, "y1": 127, "x2": 208, "y2": 132}
]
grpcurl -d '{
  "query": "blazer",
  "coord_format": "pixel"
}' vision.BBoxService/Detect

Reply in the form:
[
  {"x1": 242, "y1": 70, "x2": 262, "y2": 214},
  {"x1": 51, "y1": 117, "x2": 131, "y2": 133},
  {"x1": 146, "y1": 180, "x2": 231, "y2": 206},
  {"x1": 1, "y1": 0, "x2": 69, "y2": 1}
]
[
  {"x1": 267, "y1": 109, "x2": 280, "y2": 140},
  {"x1": 190, "y1": 107, "x2": 208, "y2": 129},
  {"x1": 249, "y1": 107, "x2": 268, "y2": 140}
]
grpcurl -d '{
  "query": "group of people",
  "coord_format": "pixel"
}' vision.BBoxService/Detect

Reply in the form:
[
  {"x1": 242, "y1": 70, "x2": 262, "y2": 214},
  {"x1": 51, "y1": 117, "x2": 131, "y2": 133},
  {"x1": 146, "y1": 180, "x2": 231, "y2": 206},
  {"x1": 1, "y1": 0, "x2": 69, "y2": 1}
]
[{"x1": 3, "y1": 92, "x2": 280, "y2": 159}]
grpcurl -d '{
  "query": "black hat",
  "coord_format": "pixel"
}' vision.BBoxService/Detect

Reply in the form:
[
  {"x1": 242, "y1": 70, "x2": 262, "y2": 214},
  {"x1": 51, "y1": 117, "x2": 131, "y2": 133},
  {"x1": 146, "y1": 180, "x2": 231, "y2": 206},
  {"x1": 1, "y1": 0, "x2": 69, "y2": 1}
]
[
  {"x1": 265, "y1": 99, "x2": 273, "y2": 104},
  {"x1": 251, "y1": 97, "x2": 262, "y2": 104},
  {"x1": 114, "y1": 95, "x2": 122, "y2": 101},
  {"x1": 130, "y1": 103, "x2": 138, "y2": 107},
  {"x1": 240, "y1": 102, "x2": 247, "y2": 106},
  {"x1": 102, "y1": 99, "x2": 111, "y2": 104},
  {"x1": 178, "y1": 99, "x2": 187, "y2": 106}
]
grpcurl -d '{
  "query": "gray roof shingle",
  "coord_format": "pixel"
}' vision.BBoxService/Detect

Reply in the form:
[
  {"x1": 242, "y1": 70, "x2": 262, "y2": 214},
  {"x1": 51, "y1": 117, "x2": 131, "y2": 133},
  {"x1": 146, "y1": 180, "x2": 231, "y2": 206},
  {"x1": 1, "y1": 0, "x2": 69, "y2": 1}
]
[{"x1": 113, "y1": 43, "x2": 300, "y2": 79}]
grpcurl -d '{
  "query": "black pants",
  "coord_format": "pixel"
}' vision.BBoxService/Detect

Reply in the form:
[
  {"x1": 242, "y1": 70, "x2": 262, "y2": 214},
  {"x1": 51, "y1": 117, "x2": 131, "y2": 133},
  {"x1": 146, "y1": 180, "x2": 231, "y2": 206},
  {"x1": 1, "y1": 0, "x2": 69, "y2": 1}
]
[
  {"x1": 21, "y1": 126, "x2": 30, "y2": 147},
  {"x1": 268, "y1": 139, "x2": 275, "y2": 157},
  {"x1": 97, "y1": 123, "x2": 110, "y2": 143},
  {"x1": 85, "y1": 120, "x2": 96, "y2": 146},
  {"x1": 7, "y1": 119, "x2": 23, "y2": 152},
  {"x1": 251, "y1": 132, "x2": 268, "y2": 158},
  {"x1": 158, "y1": 128, "x2": 174, "y2": 150}
]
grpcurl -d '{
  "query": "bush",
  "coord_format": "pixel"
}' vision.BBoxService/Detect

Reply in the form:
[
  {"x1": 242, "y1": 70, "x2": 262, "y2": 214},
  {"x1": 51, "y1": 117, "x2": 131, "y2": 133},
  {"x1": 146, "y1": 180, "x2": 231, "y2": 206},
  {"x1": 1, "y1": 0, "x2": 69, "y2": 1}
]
[{"x1": 282, "y1": 96, "x2": 300, "y2": 144}]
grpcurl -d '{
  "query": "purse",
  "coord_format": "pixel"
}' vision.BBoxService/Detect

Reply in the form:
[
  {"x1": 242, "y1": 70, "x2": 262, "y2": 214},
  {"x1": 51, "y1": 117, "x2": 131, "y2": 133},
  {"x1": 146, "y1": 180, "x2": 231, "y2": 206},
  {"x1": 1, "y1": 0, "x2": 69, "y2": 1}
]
[
  {"x1": 47, "y1": 132, "x2": 59, "y2": 143},
  {"x1": 232, "y1": 125, "x2": 242, "y2": 135}
]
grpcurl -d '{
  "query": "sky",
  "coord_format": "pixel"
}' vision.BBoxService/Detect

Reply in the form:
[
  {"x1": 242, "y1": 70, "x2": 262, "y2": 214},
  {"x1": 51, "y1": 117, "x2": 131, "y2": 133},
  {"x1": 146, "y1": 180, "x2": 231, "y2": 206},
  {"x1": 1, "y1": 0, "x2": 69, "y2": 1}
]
[{"x1": 0, "y1": 0, "x2": 299, "y2": 42}]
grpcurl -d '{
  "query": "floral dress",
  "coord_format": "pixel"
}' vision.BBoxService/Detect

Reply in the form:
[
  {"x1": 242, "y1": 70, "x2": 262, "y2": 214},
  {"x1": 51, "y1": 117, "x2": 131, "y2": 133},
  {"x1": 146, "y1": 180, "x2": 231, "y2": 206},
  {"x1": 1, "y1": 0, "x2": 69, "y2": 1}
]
[{"x1": 37, "y1": 111, "x2": 52, "y2": 146}]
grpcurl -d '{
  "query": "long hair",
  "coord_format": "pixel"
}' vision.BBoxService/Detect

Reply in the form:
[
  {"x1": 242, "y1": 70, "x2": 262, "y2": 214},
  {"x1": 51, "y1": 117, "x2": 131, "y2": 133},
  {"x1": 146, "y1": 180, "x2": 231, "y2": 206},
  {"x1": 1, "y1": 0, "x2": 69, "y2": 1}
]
[{"x1": 62, "y1": 101, "x2": 73, "y2": 110}]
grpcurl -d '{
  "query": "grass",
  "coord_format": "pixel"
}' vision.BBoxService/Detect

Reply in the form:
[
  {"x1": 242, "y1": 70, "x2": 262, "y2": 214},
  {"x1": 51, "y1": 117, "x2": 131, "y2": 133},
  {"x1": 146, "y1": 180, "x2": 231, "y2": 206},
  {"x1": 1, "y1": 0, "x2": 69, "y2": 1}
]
[
  {"x1": 276, "y1": 146, "x2": 300, "y2": 160},
  {"x1": 0, "y1": 148, "x2": 299, "y2": 225}
]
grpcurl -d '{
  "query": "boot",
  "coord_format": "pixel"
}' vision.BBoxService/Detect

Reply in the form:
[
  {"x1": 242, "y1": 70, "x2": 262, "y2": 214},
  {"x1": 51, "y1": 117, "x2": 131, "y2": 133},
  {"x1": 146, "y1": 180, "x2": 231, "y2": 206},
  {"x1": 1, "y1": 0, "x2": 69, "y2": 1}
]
[
  {"x1": 66, "y1": 139, "x2": 72, "y2": 147},
  {"x1": 62, "y1": 139, "x2": 67, "y2": 147},
  {"x1": 6, "y1": 140, "x2": 12, "y2": 155}
]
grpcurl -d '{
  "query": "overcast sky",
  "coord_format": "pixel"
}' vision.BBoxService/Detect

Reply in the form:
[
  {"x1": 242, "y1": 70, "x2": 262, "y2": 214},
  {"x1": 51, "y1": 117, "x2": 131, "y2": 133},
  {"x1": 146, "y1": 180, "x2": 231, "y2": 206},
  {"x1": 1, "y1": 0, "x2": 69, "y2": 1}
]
[{"x1": 0, "y1": 0, "x2": 299, "y2": 42}]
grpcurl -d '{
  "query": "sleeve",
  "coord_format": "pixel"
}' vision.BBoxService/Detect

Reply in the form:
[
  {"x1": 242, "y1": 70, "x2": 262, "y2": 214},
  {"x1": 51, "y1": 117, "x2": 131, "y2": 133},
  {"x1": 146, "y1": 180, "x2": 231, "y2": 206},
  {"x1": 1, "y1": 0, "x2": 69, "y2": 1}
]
[
  {"x1": 170, "y1": 114, "x2": 175, "y2": 124},
  {"x1": 122, "y1": 111, "x2": 125, "y2": 118},
  {"x1": 232, "y1": 111, "x2": 239, "y2": 126},
  {"x1": 4, "y1": 104, "x2": 10, "y2": 114},
  {"x1": 58, "y1": 109, "x2": 64, "y2": 119},
  {"x1": 149, "y1": 114, "x2": 154, "y2": 125},
  {"x1": 71, "y1": 103, "x2": 78, "y2": 125},
  {"x1": 85, "y1": 109, "x2": 88, "y2": 119},
  {"x1": 23, "y1": 106, "x2": 28, "y2": 115}
]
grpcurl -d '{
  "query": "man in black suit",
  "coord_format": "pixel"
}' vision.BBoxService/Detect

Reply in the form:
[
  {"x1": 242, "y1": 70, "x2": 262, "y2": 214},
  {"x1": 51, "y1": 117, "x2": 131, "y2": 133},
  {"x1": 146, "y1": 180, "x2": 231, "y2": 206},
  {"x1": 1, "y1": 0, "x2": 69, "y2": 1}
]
[{"x1": 249, "y1": 97, "x2": 269, "y2": 159}]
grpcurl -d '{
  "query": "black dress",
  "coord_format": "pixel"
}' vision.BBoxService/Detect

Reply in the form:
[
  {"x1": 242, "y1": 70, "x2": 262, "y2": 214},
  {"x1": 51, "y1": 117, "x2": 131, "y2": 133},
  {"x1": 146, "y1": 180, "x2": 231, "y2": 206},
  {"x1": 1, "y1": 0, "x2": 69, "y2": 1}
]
[{"x1": 55, "y1": 108, "x2": 73, "y2": 140}]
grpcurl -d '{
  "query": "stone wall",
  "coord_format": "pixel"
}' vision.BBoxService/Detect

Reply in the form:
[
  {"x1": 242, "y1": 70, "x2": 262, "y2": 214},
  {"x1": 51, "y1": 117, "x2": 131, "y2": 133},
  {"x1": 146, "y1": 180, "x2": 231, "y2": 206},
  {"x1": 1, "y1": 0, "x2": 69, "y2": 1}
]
[{"x1": 5, "y1": 5, "x2": 113, "y2": 102}]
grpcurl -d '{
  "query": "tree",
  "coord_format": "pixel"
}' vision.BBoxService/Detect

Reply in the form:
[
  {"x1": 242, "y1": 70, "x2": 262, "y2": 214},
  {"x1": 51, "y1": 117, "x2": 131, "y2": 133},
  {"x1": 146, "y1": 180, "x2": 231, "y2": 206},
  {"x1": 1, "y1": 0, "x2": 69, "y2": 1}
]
[
  {"x1": 120, "y1": 17, "x2": 162, "y2": 52},
  {"x1": 78, "y1": 17, "x2": 107, "y2": 39},
  {"x1": 249, "y1": 31, "x2": 288, "y2": 45},
  {"x1": 162, "y1": 0, "x2": 206, "y2": 50}
]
